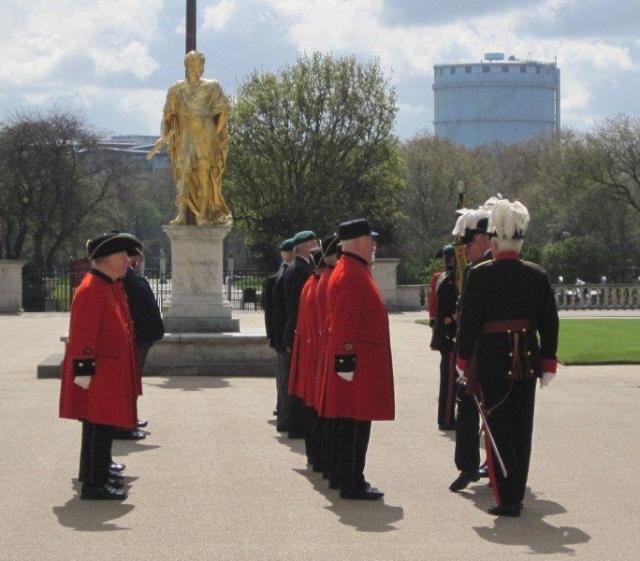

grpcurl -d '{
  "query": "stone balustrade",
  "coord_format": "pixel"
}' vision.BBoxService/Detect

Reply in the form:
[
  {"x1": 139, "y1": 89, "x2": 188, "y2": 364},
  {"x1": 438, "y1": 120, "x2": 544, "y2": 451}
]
[{"x1": 552, "y1": 284, "x2": 640, "y2": 310}]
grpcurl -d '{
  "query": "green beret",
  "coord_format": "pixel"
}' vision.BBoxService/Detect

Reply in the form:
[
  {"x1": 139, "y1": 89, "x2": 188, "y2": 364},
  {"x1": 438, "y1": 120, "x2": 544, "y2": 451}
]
[
  {"x1": 443, "y1": 244, "x2": 455, "y2": 258},
  {"x1": 293, "y1": 230, "x2": 317, "y2": 246},
  {"x1": 279, "y1": 238, "x2": 294, "y2": 251}
]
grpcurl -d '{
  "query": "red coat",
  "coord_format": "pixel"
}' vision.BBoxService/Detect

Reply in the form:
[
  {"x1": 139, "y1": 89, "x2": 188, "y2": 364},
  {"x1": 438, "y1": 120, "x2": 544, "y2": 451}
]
[
  {"x1": 59, "y1": 271, "x2": 138, "y2": 429},
  {"x1": 318, "y1": 253, "x2": 395, "y2": 421},
  {"x1": 288, "y1": 275, "x2": 319, "y2": 401},
  {"x1": 312, "y1": 266, "x2": 333, "y2": 410}
]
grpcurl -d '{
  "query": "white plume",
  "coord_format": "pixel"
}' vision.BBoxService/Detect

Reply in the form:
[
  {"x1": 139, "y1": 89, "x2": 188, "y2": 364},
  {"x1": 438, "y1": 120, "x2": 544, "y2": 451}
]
[
  {"x1": 464, "y1": 207, "x2": 490, "y2": 229},
  {"x1": 480, "y1": 194, "x2": 503, "y2": 210},
  {"x1": 452, "y1": 208, "x2": 472, "y2": 237},
  {"x1": 487, "y1": 199, "x2": 530, "y2": 240}
]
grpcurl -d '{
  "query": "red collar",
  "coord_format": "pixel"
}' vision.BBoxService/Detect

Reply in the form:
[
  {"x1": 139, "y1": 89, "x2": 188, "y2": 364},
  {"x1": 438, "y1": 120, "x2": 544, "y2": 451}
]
[
  {"x1": 494, "y1": 251, "x2": 520, "y2": 261},
  {"x1": 342, "y1": 252, "x2": 369, "y2": 267}
]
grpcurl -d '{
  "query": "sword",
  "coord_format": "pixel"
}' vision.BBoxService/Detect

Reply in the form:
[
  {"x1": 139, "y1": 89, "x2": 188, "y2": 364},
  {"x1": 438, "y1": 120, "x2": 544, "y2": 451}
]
[{"x1": 473, "y1": 394, "x2": 508, "y2": 478}]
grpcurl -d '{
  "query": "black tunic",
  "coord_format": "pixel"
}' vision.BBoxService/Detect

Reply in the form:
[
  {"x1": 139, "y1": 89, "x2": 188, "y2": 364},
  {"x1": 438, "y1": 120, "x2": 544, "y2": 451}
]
[
  {"x1": 282, "y1": 256, "x2": 312, "y2": 350},
  {"x1": 457, "y1": 256, "x2": 559, "y2": 384},
  {"x1": 270, "y1": 262, "x2": 289, "y2": 352}
]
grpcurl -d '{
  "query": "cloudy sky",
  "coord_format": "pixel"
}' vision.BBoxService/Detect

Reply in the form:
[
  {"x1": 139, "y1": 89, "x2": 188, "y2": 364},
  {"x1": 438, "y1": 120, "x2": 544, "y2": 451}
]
[{"x1": 1, "y1": 0, "x2": 638, "y2": 139}]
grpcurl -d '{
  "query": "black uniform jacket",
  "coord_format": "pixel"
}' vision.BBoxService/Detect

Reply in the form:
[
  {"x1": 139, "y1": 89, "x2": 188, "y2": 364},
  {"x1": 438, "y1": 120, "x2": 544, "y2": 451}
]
[
  {"x1": 283, "y1": 255, "x2": 313, "y2": 350},
  {"x1": 271, "y1": 262, "x2": 289, "y2": 352},
  {"x1": 123, "y1": 268, "x2": 165, "y2": 347},
  {"x1": 456, "y1": 254, "x2": 559, "y2": 384},
  {"x1": 262, "y1": 271, "x2": 278, "y2": 347},
  {"x1": 431, "y1": 270, "x2": 457, "y2": 351}
]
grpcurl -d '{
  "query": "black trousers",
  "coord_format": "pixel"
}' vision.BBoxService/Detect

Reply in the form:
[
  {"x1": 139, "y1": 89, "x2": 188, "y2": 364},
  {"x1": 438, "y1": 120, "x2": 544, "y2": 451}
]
[
  {"x1": 276, "y1": 350, "x2": 290, "y2": 431},
  {"x1": 138, "y1": 343, "x2": 151, "y2": 371},
  {"x1": 304, "y1": 406, "x2": 322, "y2": 467},
  {"x1": 321, "y1": 418, "x2": 338, "y2": 480},
  {"x1": 438, "y1": 349, "x2": 456, "y2": 427},
  {"x1": 288, "y1": 395, "x2": 307, "y2": 437},
  {"x1": 454, "y1": 383, "x2": 480, "y2": 473},
  {"x1": 79, "y1": 421, "x2": 114, "y2": 486},
  {"x1": 481, "y1": 378, "x2": 537, "y2": 507},
  {"x1": 336, "y1": 419, "x2": 372, "y2": 492}
]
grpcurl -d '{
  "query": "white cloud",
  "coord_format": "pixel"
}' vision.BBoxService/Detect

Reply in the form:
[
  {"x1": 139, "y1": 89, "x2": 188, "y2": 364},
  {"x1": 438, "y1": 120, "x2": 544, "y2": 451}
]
[
  {"x1": 203, "y1": 0, "x2": 239, "y2": 32},
  {"x1": 92, "y1": 41, "x2": 160, "y2": 80},
  {"x1": 261, "y1": 0, "x2": 637, "y2": 131},
  {"x1": 0, "y1": 0, "x2": 163, "y2": 85}
]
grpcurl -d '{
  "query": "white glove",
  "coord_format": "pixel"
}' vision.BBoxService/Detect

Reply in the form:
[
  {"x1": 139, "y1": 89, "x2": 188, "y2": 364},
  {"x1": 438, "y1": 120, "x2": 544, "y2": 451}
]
[
  {"x1": 337, "y1": 371, "x2": 354, "y2": 382},
  {"x1": 455, "y1": 365, "x2": 467, "y2": 385},
  {"x1": 74, "y1": 376, "x2": 91, "y2": 390},
  {"x1": 539, "y1": 372, "x2": 555, "y2": 389}
]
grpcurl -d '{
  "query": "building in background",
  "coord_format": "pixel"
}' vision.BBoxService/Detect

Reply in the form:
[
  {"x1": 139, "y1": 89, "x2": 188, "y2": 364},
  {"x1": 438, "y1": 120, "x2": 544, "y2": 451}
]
[
  {"x1": 433, "y1": 53, "x2": 560, "y2": 148},
  {"x1": 95, "y1": 135, "x2": 170, "y2": 173}
]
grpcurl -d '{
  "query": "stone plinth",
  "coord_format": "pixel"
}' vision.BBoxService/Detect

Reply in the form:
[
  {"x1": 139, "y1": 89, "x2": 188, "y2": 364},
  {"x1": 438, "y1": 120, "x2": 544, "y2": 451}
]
[
  {"x1": 144, "y1": 331, "x2": 276, "y2": 376},
  {"x1": 397, "y1": 284, "x2": 427, "y2": 311},
  {"x1": 0, "y1": 260, "x2": 27, "y2": 314},
  {"x1": 163, "y1": 224, "x2": 239, "y2": 332},
  {"x1": 372, "y1": 258, "x2": 400, "y2": 310}
]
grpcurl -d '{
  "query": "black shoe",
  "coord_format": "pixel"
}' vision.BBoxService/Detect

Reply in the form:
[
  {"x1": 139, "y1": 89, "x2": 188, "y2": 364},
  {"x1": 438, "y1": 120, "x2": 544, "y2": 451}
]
[
  {"x1": 276, "y1": 425, "x2": 288, "y2": 433},
  {"x1": 328, "y1": 478, "x2": 340, "y2": 490},
  {"x1": 108, "y1": 470, "x2": 124, "y2": 481},
  {"x1": 81, "y1": 483, "x2": 127, "y2": 500},
  {"x1": 488, "y1": 503, "x2": 521, "y2": 517},
  {"x1": 439, "y1": 423, "x2": 456, "y2": 431},
  {"x1": 110, "y1": 462, "x2": 126, "y2": 472},
  {"x1": 273, "y1": 410, "x2": 278, "y2": 416},
  {"x1": 449, "y1": 471, "x2": 480, "y2": 492},
  {"x1": 137, "y1": 419, "x2": 148, "y2": 428},
  {"x1": 107, "y1": 477, "x2": 124, "y2": 489},
  {"x1": 113, "y1": 430, "x2": 146, "y2": 440},
  {"x1": 340, "y1": 488, "x2": 384, "y2": 500},
  {"x1": 478, "y1": 464, "x2": 489, "y2": 478}
]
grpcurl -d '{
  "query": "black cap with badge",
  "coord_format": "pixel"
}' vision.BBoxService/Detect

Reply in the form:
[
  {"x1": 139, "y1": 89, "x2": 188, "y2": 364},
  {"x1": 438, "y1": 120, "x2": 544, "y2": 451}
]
[
  {"x1": 337, "y1": 219, "x2": 379, "y2": 241},
  {"x1": 86, "y1": 230, "x2": 141, "y2": 260}
]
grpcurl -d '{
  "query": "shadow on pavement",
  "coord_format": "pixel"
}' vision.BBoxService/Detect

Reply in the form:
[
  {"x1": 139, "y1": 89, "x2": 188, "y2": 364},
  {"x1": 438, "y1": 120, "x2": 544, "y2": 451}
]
[
  {"x1": 112, "y1": 442, "x2": 162, "y2": 457},
  {"x1": 52, "y1": 480, "x2": 134, "y2": 532},
  {"x1": 145, "y1": 377, "x2": 231, "y2": 391},
  {"x1": 294, "y1": 468, "x2": 404, "y2": 533},
  {"x1": 438, "y1": 429, "x2": 457, "y2": 442},
  {"x1": 459, "y1": 485, "x2": 591, "y2": 555},
  {"x1": 273, "y1": 432, "x2": 306, "y2": 456}
]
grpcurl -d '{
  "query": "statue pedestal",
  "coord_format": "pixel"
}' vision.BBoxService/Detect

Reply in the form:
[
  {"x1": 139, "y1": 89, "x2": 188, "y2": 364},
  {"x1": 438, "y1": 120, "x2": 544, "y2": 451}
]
[
  {"x1": 0, "y1": 260, "x2": 27, "y2": 314},
  {"x1": 162, "y1": 224, "x2": 239, "y2": 333}
]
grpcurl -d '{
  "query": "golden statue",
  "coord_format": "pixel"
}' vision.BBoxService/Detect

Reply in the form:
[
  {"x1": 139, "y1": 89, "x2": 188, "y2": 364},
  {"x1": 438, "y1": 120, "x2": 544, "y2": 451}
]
[{"x1": 148, "y1": 51, "x2": 231, "y2": 225}]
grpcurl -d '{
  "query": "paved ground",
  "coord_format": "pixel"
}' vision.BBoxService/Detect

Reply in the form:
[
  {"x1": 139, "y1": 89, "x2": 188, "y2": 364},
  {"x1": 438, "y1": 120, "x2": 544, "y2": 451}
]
[{"x1": 1, "y1": 311, "x2": 639, "y2": 561}]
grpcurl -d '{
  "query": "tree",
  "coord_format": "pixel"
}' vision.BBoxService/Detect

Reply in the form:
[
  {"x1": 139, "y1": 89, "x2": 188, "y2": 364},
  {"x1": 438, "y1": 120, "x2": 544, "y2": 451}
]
[
  {"x1": 397, "y1": 134, "x2": 488, "y2": 279},
  {"x1": 226, "y1": 52, "x2": 403, "y2": 265},
  {"x1": 541, "y1": 236, "x2": 611, "y2": 283},
  {"x1": 583, "y1": 115, "x2": 640, "y2": 215},
  {"x1": 0, "y1": 110, "x2": 135, "y2": 268}
]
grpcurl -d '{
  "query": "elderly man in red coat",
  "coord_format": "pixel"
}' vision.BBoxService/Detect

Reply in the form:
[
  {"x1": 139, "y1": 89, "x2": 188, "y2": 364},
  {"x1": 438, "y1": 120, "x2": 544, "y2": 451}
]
[
  {"x1": 59, "y1": 231, "x2": 141, "y2": 500},
  {"x1": 318, "y1": 219, "x2": 395, "y2": 500}
]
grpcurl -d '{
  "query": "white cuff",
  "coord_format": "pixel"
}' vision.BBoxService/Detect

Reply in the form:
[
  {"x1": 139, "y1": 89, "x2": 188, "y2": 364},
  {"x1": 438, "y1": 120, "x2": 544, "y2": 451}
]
[
  {"x1": 540, "y1": 372, "x2": 555, "y2": 388},
  {"x1": 337, "y1": 371, "x2": 354, "y2": 382}
]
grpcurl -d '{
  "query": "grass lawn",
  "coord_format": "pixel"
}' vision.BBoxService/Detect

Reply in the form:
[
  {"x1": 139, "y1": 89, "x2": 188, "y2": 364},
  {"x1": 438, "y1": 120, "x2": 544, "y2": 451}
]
[
  {"x1": 415, "y1": 318, "x2": 640, "y2": 365},
  {"x1": 558, "y1": 319, "x2": 640, "y2": 365}
]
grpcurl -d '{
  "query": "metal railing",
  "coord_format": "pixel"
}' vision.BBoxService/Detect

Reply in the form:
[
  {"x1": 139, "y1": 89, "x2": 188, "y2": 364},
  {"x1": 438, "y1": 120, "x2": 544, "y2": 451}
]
[
  {"x1": 22, "y1": 269, "x2": 273, "y2": 313},
  {"x1": 22, "y1": 271, "x2": 73, "y2": 312},
  {"x1": 223, "y1": 269, "x2": 272, "y2": 312}
]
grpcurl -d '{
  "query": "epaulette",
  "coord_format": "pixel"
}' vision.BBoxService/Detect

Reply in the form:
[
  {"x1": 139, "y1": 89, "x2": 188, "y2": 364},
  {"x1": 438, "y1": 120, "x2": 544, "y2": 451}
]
[
  {"x1": 470, "y1": 258, "x2": 492, "y2": 270},
  {"x1": 521, "y1": 259, "x2": 546, "y2": 273}
]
